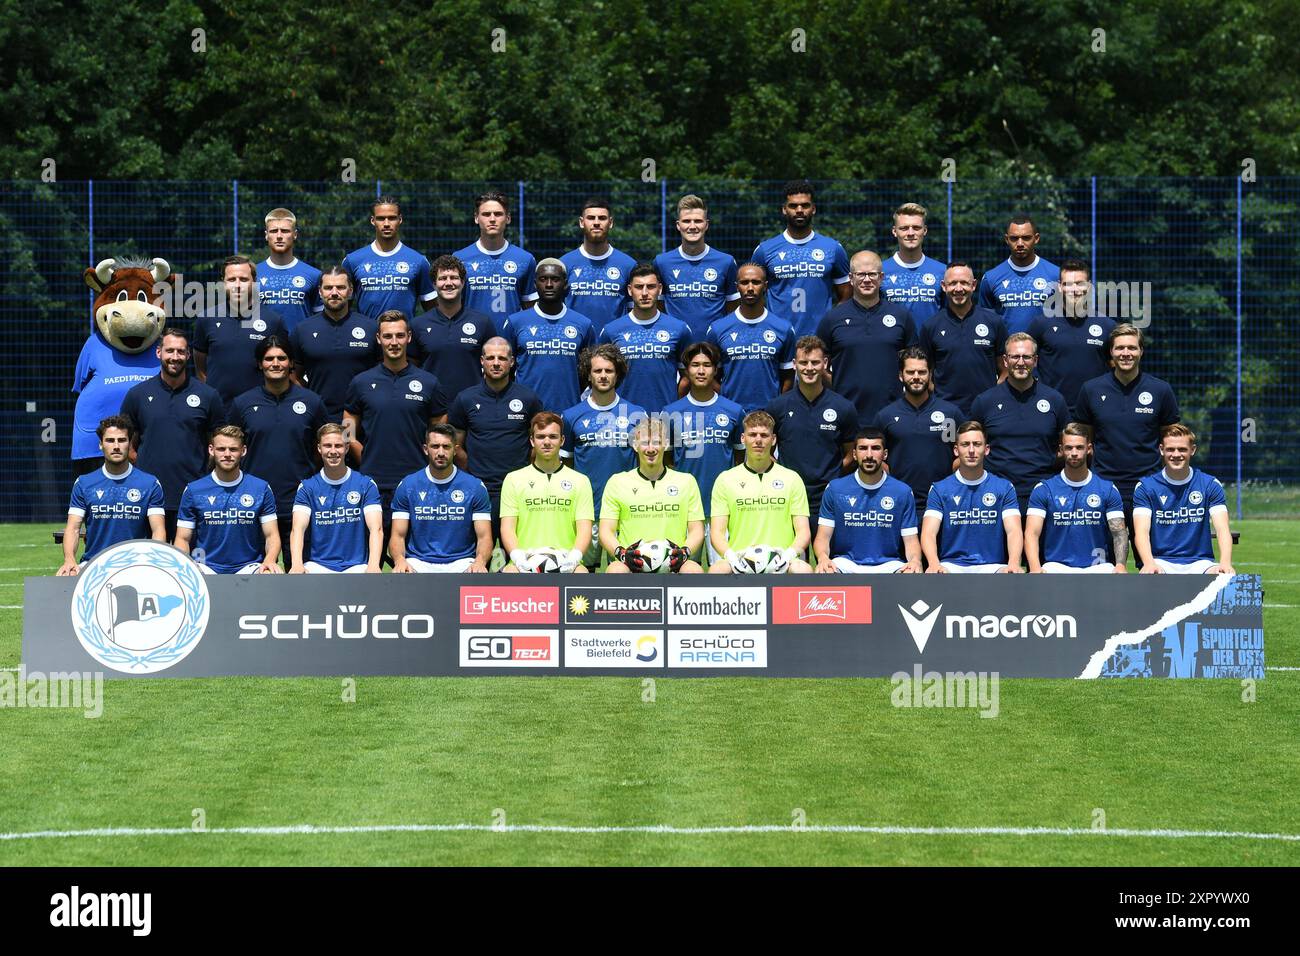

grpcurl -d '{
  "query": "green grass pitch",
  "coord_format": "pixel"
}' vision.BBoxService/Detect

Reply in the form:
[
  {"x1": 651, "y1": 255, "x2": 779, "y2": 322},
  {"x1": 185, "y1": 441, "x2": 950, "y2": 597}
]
[{"x1": 0, "y1": 519, "x2": 1296, "y2": 866}]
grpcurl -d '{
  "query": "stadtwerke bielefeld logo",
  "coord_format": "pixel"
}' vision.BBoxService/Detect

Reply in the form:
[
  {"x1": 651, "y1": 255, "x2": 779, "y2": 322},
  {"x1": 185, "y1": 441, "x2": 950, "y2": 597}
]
[{"x1": 70, "y1": 541, "x2": 210, "y2": 674}]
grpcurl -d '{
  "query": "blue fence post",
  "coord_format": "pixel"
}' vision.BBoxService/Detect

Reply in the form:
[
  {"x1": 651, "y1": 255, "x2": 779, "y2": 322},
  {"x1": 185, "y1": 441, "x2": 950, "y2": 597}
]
[
  {"x1": 376, "y1": 179, "x2": 381, "y2": 199},
  {"x1": 1090, "y1": 176, "x2": 1097, "y2": 282},
  {"x1": 661, "y1": 179, "x2": 668, "y2": 253},
  {"x1": 1236, "y1": 176, "x2": 1244, "y2": 519},
  {"x1": 87, "y1": 179, "x2": 95, "y2": 327},
  {"x1": 518, "y1": 181, "x2": 526, "y2": 249},
  {"x1": 946, "y1": 180, "x2": 953, "y2": 262},
  {"x1": 232, "y1": 179, "x2": 240, "y2": 254}
]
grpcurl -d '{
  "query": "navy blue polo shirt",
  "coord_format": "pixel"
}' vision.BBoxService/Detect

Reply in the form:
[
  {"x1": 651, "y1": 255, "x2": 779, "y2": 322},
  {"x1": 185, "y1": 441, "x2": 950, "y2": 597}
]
[
  {"x1": 410, "y1": 303, "x2": 493, "y2": 401},
  {"x1": 1075, "y1": 371, "x2": 1180, "y2": 493},
  {"x1": 446, "y1": 380, "x2": 544, "y2": 495},
  {"x1": 191, "y1": 305, "x2": 289, "y2": 405},
  {"x1": 766, "y1": 386, "x2": 858, "y2": 498},
  {"x1": 290, "y1": 309, "x2": 380, "y2": 421},
  {"x1": 815, "y1": 297, "x2": 916, "y2": 427},
  {"x1": 344, "y1": 363, "x2": 448, "y2": 492},
  {"x1": 873, "y1": 393, "x2": 964, "y2": 512},
  {"x1": 918, "y1": 305, "x2": 1007, "y2": 418},
  {"x1": 228, "y1": 383, "x2": 328, "y2": 513},
  {"x1": 119, "y1": 373, "x2": 226, "y2": 509},
  {"x1": 1027, "y1": 312, "x2": 1116, "y2": 413},
  {"x1": 969, "y1": 380, "x2": 1070, "y2": 501}
]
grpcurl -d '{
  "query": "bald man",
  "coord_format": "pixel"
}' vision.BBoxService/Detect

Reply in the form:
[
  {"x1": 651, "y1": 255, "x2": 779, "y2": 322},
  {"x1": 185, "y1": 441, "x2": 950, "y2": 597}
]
[
  {"x1": 815, "y1": 250, "x2": 917, "y2": 428},
  {"x1": 499, "y1": 257, "x2": 596, "y2": 413}
]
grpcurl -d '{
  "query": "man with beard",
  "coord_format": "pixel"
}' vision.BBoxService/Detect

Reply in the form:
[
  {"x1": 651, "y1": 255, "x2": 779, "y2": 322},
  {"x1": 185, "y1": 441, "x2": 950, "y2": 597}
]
[
  {"x1": 410, "y1": 255, "x2": 493, "y2": 401},
  {"x1": 561, "y1": 197, "x2": 636, "y2": 332},
  {"x1": 389, "y1": 423, "x2": 492, "y2": 573},
  {"x1": 706, "y1": 262, "x2": 795, "y2": 414},
  {"x1": 918, "y1": 262, "x2": 1007, "y2": 419},
  {"x1": 978, "y1": 216, "x2": 1060, "y2": 335},
  {"x1": 291, "y1": 267, "x2": 379, "y2": 422},
  {"x1": 873, "y1": 347, "x2": 963, "y2": 518}
]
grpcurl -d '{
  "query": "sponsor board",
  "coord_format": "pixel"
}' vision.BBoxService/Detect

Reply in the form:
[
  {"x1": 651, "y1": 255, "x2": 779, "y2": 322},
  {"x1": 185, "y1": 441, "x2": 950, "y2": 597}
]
[
  {"x1": 668, "y1": 629, "x2": 767, "y2": 667},
  {"x1": 460, "y1": 586, "x2": 558, "y2": 623},
  {"x1": 667, "y1": 587, "x2": 766, "y2": 624},
  {"x1": 564, "y1": 630, "x2": 664, "y2": 668},
  {"x1": 564, "y1": 586, "x2": 664, "y2": 624},
  {"x1": 772, "y1": 587, "x2": 871, "y2": 624},
  {"x1": 459, "y1": 629, "x2": 559, "y2": 667}
]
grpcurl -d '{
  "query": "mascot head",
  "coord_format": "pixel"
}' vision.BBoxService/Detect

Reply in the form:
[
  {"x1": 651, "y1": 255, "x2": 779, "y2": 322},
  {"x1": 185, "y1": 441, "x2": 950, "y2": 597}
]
[{"x1": 83, "y1": 256, "x2": 171, "y2": 354}]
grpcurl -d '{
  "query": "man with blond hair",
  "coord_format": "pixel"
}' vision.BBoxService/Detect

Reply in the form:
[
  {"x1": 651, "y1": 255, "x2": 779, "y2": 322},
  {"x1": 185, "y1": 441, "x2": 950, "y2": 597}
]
[
  {"x1": 258, "y1": 206, "x2": 322, "y2": 332},
  {"x1": 654, "y1": 194, "x2": 740, "y2": 341},
  {"x1": 881, "y1": 202, "x2": 947, "y2": 333}
]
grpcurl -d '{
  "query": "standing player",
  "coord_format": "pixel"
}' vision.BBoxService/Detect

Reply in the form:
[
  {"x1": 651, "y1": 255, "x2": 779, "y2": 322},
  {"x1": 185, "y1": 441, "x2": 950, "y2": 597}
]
[
  {"x1": 229, "y1": 336, "x2": 327, "y2": 565},
  {"x1": 258, "y1": 207, "x2": 322, "y2": 332},
  {"x1": 708, "y1": 411, "x2": 812, "y2": 574},
  {"x1": 765, "y1": 336, "x2": 857, "y2": 521},
  {"x1": 919, "y1": 262, "x2": 1007, "y2": 418},
  {"x1": 873, "y1": 348, "x2": 963, "y2": 517},
  {"x1": 881, "y1": 202, "x2": 947, "y2": 333},
  {"x1": 500, "y1": 412, "x2": 593, "y2": 573},
  {"x1": 1025, "y1": 424, "x2": 1128, "y2": 573},
  {"x1": 921, "y1": 421, "x2": 1023, "y2": 573},
  {"x1": 454, "y1": 191, "x2": 537, "y2": 323},
  {"x1": 977, "y1": 216, "x2": 1060, "y2": 335},
  {"x1": 598, "y1": 264, "x2": 690, "y2": 414},
  {"x1": 599, "y1": 416, "x2": 705, "y2": 574},
  {"x1": 192, "y1": 256, "x2": 289, "y2": 405},
  {"x1": 705, "y1": 262, "x2": 796, "y2": 413},
  {"x1": 561, "y1": 197, "x2": 636, "y2": 332},
  {"x1": 1028, "y1": 259, "x2": 1116, "y2": 416},
  {"x1": 342, "y1": 196, "x2": 436, "y2": 319},
  {"x1": 1134, "y1": 425, "x2": 1234, "y2": 575},
  {"x1": 501, "y1": 258, "x2": 596, "y2": 413},
  {"x1": 174, "y1": 426, "x2": 281, "y2": 574},
  {"x1": 291, "y1": 267, "x2": 379, "y2": 422},
  {"x1": 389, "y1": 423, "x2": 492, "y2": 573},
  {"x1": 289, "y1": 423, "x2": 383, "y2": 574},
  {"x1": 655, "y1": 194, "x2": 740, "y2": 341},
  {"x1": 813, "y1": 428, "x2": 921, "y2": 574},
  {"x1": 816, "y1": 249, "x2": 916, "y2": 428},
  {"x1": 750, "y1": 179, "x2": 851, "y2": 336},
  {"x1": 58, "y1": 415, "x2": 166, "y2": 574},
  {"x1": 119, "y1": 328, "x2": 225, "y2": 541},
  {"x1": 411, "y1": 254, "x2": 494, "y2": 402},
  {"x1": 969, "y1": 333, "x2": 1069, "y2": 512}
]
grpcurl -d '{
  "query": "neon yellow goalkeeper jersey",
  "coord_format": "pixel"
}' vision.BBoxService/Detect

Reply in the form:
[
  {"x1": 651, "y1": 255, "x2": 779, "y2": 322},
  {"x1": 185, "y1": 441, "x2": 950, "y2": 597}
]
[
  {"x1": 710, "y1": 460, "x2": 808, "y2": 550},
  {"x1": 600, "y1": 467, "x2": 704, "y2": 547},
  {"x1": 500, "y1": 464, "x2": 593, "y2": 550}
]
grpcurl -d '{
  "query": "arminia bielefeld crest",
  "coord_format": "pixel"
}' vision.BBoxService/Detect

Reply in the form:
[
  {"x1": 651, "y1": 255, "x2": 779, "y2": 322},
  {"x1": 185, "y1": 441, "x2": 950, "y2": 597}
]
[{"x1": 70, "y1": 541, "x2": 210, "y2": 674}]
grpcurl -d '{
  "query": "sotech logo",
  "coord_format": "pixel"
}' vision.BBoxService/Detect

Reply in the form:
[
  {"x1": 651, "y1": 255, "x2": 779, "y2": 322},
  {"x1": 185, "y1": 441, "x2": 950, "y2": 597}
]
[
  {"x1": 460, "y1": 586, "x2": 558, "y2": 623},
  {"x1": 459, "y1": 629, "x2": 559, "y2": 667},
  {"x1": 564, "y1": 586, "x2": 664, "y2": 624},
  {"x1": 897, "y1": 600, "x2": 1078, "y2": 654},
  {"x1": 772, "y1": 587, "x2": 871, "y2": 624}
]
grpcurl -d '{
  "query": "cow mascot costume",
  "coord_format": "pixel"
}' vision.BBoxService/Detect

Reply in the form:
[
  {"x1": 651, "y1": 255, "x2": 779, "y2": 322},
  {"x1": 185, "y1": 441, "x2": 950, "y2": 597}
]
[{"x1": 71, "y1": 257, "x2": 171, "y2": 475}]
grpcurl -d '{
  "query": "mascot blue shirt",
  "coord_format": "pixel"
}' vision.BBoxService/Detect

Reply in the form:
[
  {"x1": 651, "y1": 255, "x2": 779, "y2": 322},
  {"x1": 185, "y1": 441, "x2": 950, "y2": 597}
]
[{"x1": 71, "y1": 338, "x2": 159, "y2": 459}]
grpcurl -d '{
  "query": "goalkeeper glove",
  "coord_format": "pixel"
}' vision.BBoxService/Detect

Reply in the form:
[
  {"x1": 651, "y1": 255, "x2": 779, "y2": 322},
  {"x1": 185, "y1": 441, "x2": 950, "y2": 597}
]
[
  {"x1": 559, "y1": 549, "x2": 583, "y2": 573},
  {"x1": 668, "y1": 543, "x2": 691, "y2": 573},
  {"x1": 778, "y1": 547, "x2": 801, "y2": 572},
  {"x1": 615, "y1": 545, "x2": 645, "y2": 572},
  {"x1": 509, "y1": 549, "x2": 529, "y2": 571},
  {"x1": 725, "y1": 549, "x2": 748, "y2": 574}
]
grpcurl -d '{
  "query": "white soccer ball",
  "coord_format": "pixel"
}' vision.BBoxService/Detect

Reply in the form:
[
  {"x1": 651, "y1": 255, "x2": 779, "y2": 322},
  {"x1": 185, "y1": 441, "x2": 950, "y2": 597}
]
[
  {"x1": 631, "y1": 539, "x2": 672, "y2": 573},
  {"x1": 522, "y1": 547, "x2": 566, "y2": 573},
  {"x1": 740, "y1": 545, "x2": 788, "y2": 574}
]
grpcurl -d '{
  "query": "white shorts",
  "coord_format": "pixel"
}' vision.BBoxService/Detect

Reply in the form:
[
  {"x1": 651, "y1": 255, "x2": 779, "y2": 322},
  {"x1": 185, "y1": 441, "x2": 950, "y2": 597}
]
[
  {"x1": 1153, "y1": 558, "x2": 1218, "y2": 574},
  {"x1": 406, "y1": 557, "x2": 475, "y2": 573},
  {"x1": 1041, "y1": 562, "x2": 1115, "y2": 574},
  {"x1": 304, "y1": 562, "x2": 369, "y2": 574},
  {"x1": 197, "y1": 562, "x2": 263, "y2": 575},
  {"x1": 940, "y1": 562, "x2": 1007, "y2": 574},
  {"x1": 832, "y1": 557, "x2": 905, "y2": 574}
]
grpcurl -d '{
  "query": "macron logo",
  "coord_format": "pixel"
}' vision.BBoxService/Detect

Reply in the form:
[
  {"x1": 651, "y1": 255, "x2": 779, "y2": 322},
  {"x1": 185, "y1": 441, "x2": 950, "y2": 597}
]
[{"x1": 898, "y1": 599, "x2": 943, "y2": 654}]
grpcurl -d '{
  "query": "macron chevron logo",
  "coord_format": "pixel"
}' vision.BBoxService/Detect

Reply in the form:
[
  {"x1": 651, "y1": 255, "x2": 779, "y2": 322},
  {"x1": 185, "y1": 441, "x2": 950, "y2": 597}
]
[{"x1": 898, "y1": 600, "x2": 943, "y2": 654}]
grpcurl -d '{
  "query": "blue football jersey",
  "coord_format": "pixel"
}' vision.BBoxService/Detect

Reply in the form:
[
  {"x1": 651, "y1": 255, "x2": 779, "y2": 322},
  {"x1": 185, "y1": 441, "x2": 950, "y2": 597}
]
[
  {"x1": 661, "y1": 393, "x2": 744, "y2": 515},
  {"x1": 292, "y1": 468, "x2": 381, "y2": 571},
  {"x1": 68, "y1": 464, "x2": 165, "y2": 560},
  {"x1": 925, "y1": 471, "x2": 1020, "y2": 566},
  {"x1": 71, "y1": 337, "x2": 159, "y2": 459},
  {"x1": 706, "y1": 310, "x2": 796, "y2": 413},
  {"x1": 342, "y1": 241, "x2": 436, "y2": 318},
  {"x1": 561, "y1": 395, "x2": 648, "y2": 509},
  {"x1": 1027, "y1": 470, "x2": 1125, "y2": 568},
  {"x1": 454, "y1": 240, "x2": 537, "y2": 320},
  {"x1": 597, "y1": 313, "x2": 691, "y2": 413},
  {"x1": 818, "y1": 472, "x2": 918, "y2": 565},
  {"x1": 654, "y1": 245, "x2": 740, "y2": 342},
  {"x1": 881, "y1": 253, "x2": 947, "y2": 332},
  {"x1": 978, "y1": 256, "x2": 1060, "y2": 335},
  {"x1": 177, "y1": 472, "x2": 277, "y2": 573},
  {"x1": 501, "y1": 304, "x2": 597, "y2": 413},
  {"x1": 1133, "y1": 468, "x2": 1227, "y2": 563},
  {"x1": 257, "y1": 257, "x2": 322, "y2": 332},
  {"x1": 390, "y1": 466, "x2": 492, "y2": 563},
  {"x1": 561, "y1": 246, "x2": 636, "y2": 332},
  {"x1": 751, "y1": 230, "x2": 850, "y2": 336}
]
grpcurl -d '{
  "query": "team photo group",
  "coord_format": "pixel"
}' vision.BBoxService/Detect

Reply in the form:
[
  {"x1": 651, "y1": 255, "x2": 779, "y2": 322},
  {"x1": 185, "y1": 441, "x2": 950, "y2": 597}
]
[{"x1": 64, "y1": 180, "x2": 1234, "y2": 579}]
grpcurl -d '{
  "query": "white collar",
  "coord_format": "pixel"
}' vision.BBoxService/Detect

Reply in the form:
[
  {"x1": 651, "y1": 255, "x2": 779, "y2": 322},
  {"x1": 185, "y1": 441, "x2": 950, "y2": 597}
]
[
  {"x1": 264, "y1": 257, "x2": 300, "y2": 270},
  {"x1": 426, "y1": 465, "x2": 458, "y2": 485},
  {"x1": 1161, "y1": 468, "x2": 1193, "y2": 486},
  {"x1": 955, "y1": 470, "x2": 987, "y2": 487},
  {"x1": 891, "y1": 252, "x2": 925, "y2": 268},
  {"x1": 782, "y1": 229, "x2": 816, "y2": 245},
  {"x1": 676, "y1": 244, "x2": 712, "y2": 262},
  {"x1": 476, "y1": 239, "x2": 511, "y2": 256},
  {"x1": 1007, "y1": 255, "x2": 1040, "y2": 273},
  {"x1": 532, "y1": 303, "x2": 568, "y2": 320},
  {"x1": 853, "y1": 471, "x2": 887, "y2": 491},
  {"x1": 369, "y1": 241, "x2": 404, "y2": 257},
  {"x1": 735, "y1": 309, "x2": 768, "y2": 325},
  {"x1": 586, "y1": 392, "x2": 621, "y2": 411},
  {"x1": 101, "y1": 464, "x2": 134, "y2": 480},
  {"x1": 211, "y1": 470, "x2": 244, "y2": 487},
  {"x1": 576, "y1": 245, "x2": 614, "y2": 262},
  {"x1": 319, "y1": 467, "x2": 352, "y2": 486},
  {"x1": 1059, "y1": 469, "x2": 1093, "y2": 487},
  {"x1": 629, "y1": 312, "x2": 661, "y2": 326},
  {"x1": 685, "y1": 392, "x2": 719, "y2": 408}
]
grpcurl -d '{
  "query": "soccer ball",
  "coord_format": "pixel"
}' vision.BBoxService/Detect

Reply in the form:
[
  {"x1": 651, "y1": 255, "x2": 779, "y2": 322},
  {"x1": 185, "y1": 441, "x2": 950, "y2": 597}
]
[
  {"x1": 740, "y1": 545, "x2": 788, "y2": 574},
  {"x1": 522, "y1": 547, "x2": 566, "y2": 573},
  {"x1": 630, "y1": 539, "x2": 672, "y2": 573}
]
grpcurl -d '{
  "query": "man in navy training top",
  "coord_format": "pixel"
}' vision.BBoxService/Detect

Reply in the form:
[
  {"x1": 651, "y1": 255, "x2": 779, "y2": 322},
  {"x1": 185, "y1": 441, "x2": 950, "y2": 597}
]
[
  {"x1": 1024, "y1": 423, "x2": 1128, "y2": 574},
  {"x1": 977, "y1": 215, "x2": 1060, "y2": 336},
  {"x1": 501, "y1": 257, "x2": 596, "y2": 414},
  {"x1": 814, "y1": 428, "x2": 921, "y2": 574},
  {"x1": 561, "y1": 197, "x2": 636, "y2": 333},
  {"x1": 881, "y1": 202, "x2": 947, "y2": 334},
  {"x1": 919, "y1": 261, "x2": 1007, "y2": 419},
  {"x1": 289, "y1": 423, "x2": 383, "y2": 574},
  {"x1": 872, "y1": 347, "x2": 962, "y2": 518},
  {"x1": 654, "y1": 193, "x2": 740, "y2": 342},
  {"x1": 342, "y1": 196, "x2": 436, "y2": 319},
  {"x1": 192, "y1": 255, "x2": 289, "y2": 406},
  {"x1": 921, "y1": 420, "x2": 1022, "y2": 573},
  {"x1": 390, "y1": 423, "x2": 493, "y2": 573},
  {"x1": 454, "y1": 191, "x2": 537, "y2": 323},
  {"x1": 751, "y1": 179, "x2": 851, "y2": 336},
  {"x1": 816, "y1": 248, "x2": 915, "y2": 429},
  {"x1": 1028, "y1": 258, "x2": 1115, "y2": 416},
  {"x1": 119, "y1": 327, "x2": 225, "y2": 542},
  {"x1": 58, "y1": 415, "x2": 166, "y2": 575},
  {"x1": 706, "y1": 262, "x2": 795, "y2": 413},
  {"x1": 174, "y1": 425, "x2": 281, "y2": 574},
  {"x1": 258, "y1": 207, "x2": 321, "y2": 332},
  {"x1": 1134, "y1": 424, "x2": 1234, "y2": 575},
  {"x1": 411, "y1": 254, "x2": 494, "y2": 402},
  {"x1": 291, "y1": 267, "x2": 379, "y2": 422},
  {"x1": 597, "y1": 264, "x2": 691, "y2": 414}
]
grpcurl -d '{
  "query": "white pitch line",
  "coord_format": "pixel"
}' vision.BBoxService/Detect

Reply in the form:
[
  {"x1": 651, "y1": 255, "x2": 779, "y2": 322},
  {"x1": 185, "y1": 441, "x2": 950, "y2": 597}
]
[
  {"x1": 0, "y1": 822, "x2": 1298, "y2": 843},
  {"x1": 1266, "y1": 666, "x2": 1300, "y2": 672}
]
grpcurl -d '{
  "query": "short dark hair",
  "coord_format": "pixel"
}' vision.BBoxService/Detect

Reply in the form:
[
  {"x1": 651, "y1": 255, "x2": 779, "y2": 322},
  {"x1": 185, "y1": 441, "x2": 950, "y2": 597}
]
[
  {"x1": 377, "y1": 310, "x2": 411, "y2": 333},
  {"x1": 1007, "y1": 215, "x2": 1037, "y2": 232},
  {"x1": 783, "y1": 179, "x2": 815, "y2": 201},
  {"x1": 956, "y1": 420, "x2": 986, "y2": 440},
  {"x1": 626, "y1": 263, "x2": 662, "y2": 289},
  {"x1": 580, "y1": 197, "x2": 611, "y2": 214},
  {"x1": 1060, "y1": 422, "x2": 1094, "y2": 442},
  {"x1": 579, "y1": 344, "x2": 628, "y2": 388},
  {"x1": 255, "y1": 334, "x2": 293, "y2": 366},
  {"x1": 1059, "y1": 257, "x2": 1090, "y2": 279},
  {"x1": 854, "y1": 427, "x2": 886, "y2": 443},
  {"x1": 426, "y1": 422, "x2": 459, "y2": 444},
  {"x1": 430, "y1": 254, "x2": 466, "y2": 284},
  {"x1": 681, "y1": 341, "x2": 723, "y2": 383},
  {"x1": 372, "y1": 196, "x2": 402, "y2": 215},
  {"x1": 158, "y1": 327, "x2": 189, "y2": 347},
  {"x1": 222, "y1": 254, "x2": 256, "y2": 281},
  {"x1": 898, "y1": 345, "x2": 930, "y2": 371},
  {"x1": 320, "y1": 264, "x2": 352, "y2": 285},
  {"x1": 946, "y1": 260, "x2": 973, "y2": 273},
  {"x1": 97, "y1": 415, "x2": 135, "y2": 441},
  {"x1": 475, "y1": 191, "x2": 509, "y2": 213},
  {"x1": 795, "y1": 335, "x2": 827, "y2": 357}
]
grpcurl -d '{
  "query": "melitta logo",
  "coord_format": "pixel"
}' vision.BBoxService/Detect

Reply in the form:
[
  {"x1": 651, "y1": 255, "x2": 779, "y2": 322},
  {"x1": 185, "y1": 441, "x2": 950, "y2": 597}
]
[
  {"x1": 897, "y1": 599, "x2": 1077, "y2": 653},
  {"x1": 565, "y1": 586, "x2": 664, "y2": 624},
  {"x1": 240, "y1": 604, "x2": 434, "y2": 640},
  {"x1": 460, "y1": 586, "x2": 558, "y2": 623},
  {"x1": 773, "y1": 587, "x2": 871, "y2": 624}
]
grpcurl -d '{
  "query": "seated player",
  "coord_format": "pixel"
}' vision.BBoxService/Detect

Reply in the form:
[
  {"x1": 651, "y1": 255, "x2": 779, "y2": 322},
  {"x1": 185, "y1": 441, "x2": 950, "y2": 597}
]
[
  {"x1": 1025, "y1": 424, "x2": 1127, "y2": 573},
  {"x1": 921, "y1": 421, "x2": 1022, "y2": 573},
  {"x1": 390, "y1": 423, "x2": 493, "y2": 573},
  {"x1": 500, "y1": 412, "x2": 594, "y2": 573},
  {"x1": 814, "y1": 428, "x2": 921, "y2": 573},
  {"x1": 599, "y1": 416, "x2": 705, "y2": 574},
  {"x1": 288, "y1": 423, "x2": 383, "y2": 573},
  {"x1": 174, "y1": 426, "x2": 281, "y2": 574},
  {"x1": 708, "y1": 411, "x2": 812, "y2": 574},
  {"x1": 58, "y1": 415, "x2": 166, "y2": 575},
  {"x1": 1133, "y1": 424, "x2": 1235, "y2": 575}
]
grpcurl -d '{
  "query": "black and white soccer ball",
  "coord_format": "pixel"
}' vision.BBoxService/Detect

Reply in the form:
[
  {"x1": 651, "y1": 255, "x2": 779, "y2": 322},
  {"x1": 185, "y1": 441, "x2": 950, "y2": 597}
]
[
  {"x1": 629, "y1": 539, "x2": 672, "y2": 573},
  {"x1": 740, "y1": 545, "x2": 788, "y2": 574},
  {"x1": 522, "y1": 547, "x2": 566, "y2": 573}
]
